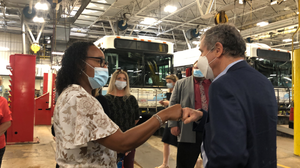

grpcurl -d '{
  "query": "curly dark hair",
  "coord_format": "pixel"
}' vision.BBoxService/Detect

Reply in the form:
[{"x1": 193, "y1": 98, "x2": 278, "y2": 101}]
[{"x1": 56, "y1": 42, "x2": 95, "y2": 95}]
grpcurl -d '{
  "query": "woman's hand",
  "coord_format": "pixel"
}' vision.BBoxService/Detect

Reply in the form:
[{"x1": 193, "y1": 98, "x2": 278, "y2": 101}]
[
  {"x1": 158, "y1": 104, "x2": 182, "y2": 121},
  {"x1": 159, "y1": 100, "x2": 169, "y2": 107}
]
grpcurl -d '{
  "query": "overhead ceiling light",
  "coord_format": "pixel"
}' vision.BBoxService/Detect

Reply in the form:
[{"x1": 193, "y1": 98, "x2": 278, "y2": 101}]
[
  {"x1": 82, "y1": 9, "x2": 98, "y2": 14},
  {"x1": 33, "y1": 16, "x2": 45, "y2": 23},
  {"x1": 297, "y1": 12, "x2": 299, "y2": 14},
  {"x1": 140, "y1": 18, "x2": 157, "y2": 25},
  {"x1": 97, "y1": 0, "x2": 107, "y2": 3},
  {"x1": 87, "y1": 3, "x2": 97, "y2": 8},
  {"x1": 164, "y1": 5, "x2": 177, "y2": 13},
  {"x1": 192, "y1": 41, "x2": 200, "y2": 45},
  {"x1": 239, "y1": 0, "x2": 243, "y2": 4},
  {"x1": 71, "y1": 27, "x2": 88, "y2": 33},
  {"x1": 270, "y1": 1, "x2": 277, "y2": 5},
  {"x1": 35, "y1": 2, "x2": 48, "y2": 10},
  {"x1": 283, "y1": 39, "x2": 292, "y2": 42},
  {"x1": 200, "y1": 27, "x2": 211, "y2": 32},
  {"x1": 0, "y1": 47, "x2": 9, "y2": 51},
  {"x1": 52, "y1": 52, "x2": 64, "y2": 55},
  {"x1": 257, "y1": 21, "x2": 269, "y2": 27}
]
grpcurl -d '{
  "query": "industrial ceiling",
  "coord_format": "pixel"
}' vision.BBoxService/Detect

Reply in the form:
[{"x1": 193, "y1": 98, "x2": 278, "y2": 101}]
[{"x1": 0, "y1": 0, "x2": 299, "y2": 53}]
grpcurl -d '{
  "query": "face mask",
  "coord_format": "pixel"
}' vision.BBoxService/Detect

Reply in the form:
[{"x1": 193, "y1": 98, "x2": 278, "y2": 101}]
[
  {"x1": 197, "y1": 50, "x2": 215, "y2": 80},
  {"x1": 166, "y1": 83, "x2": 174, "y2": 88},
  {"x1": 82, "y1": 61, "x2": 109, "y2": 89},
  {"x1": 115, "y1": 80, "x2": 127, "y2": 90},
  {"x1": 193, "y1": 69, "x2": 204, "y2": 78}
]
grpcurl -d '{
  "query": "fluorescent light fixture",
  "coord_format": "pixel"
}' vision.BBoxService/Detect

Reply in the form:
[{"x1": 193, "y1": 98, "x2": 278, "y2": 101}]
[
  {"x1": 257, "y1": 21, "x2": 269, "y2": 27},
  {"x1": 35, "y1": 2, "x2": 48, "y2": 10},
  {"x1": 82, "y1": 9, "x2": 98, "y2": 14},
  {"x1": 164, "y1": 5, "x2": 177, "y2": 13},
  {"x1": 297, "y1": 12, "x2": 299, "y2": 14},
  {"x1": 0, "y1": 47, "x2": 9, "y2": 51},
  {"x1": 270, "y1": 1, "x2": 277, "y2": 5},
  {"x1": 71, "y1": 28, "x2": 88, "y2": 33},
  {"x1": 47, "y1": 40, "x2": 51, "y2": 44},
  {"x1": 140, "y1": 18, "x2": 157, "y2": 25},
  {"x1": 52, "y1": 52, "x2": 64, "y2": 55},
  {"x1": 239, "y1": 0, "x2": 243, "y2": 4},
  {"x1": 97, "y1": 0, "x2": 107, "y2": 3},
  {"x1": 283, "y1": 39, "x2": 292, "y2": 42},
  {"x1": 70, "y1": 32, "x2": 87, "y2": 37},
  {"x1": 270, "y1": 74, "x2": 277, "y2": 76},
  {"x1": 192, "y1": 41, "x2": 200, "y2": 45},
  {"x1": 61, "y1": 14, "x2": 68, "y2": 18},
  {"x1": 33, "y1": 16, "x2": 45, "y2": 23},
  {"x1": 200, "y1": 27, "x2": 211, "y2": 32},
  {"x1": 87, "y1": 3, "x2": 97, "y2": 8}
]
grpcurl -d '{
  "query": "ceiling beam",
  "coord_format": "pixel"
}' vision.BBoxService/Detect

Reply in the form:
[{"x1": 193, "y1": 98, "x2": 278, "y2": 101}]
[
  {"x1": 135, "y1": 0, "x2": 160, "y2": 16},
  {"x1": 138, "y1": 1, "x2": 198, "y2": 31}
]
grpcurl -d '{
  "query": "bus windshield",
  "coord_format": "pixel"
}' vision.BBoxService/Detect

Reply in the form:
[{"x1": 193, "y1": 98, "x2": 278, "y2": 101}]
[
  {"x1": 104, "y1": 49, "x2": 173, "y2": 87},
  {"x1": 248, "y1": 58, "x2": 292, "y2": 88}
]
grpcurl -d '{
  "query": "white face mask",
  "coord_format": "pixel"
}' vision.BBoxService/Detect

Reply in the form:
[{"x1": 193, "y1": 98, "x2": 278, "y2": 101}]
[
  {"x1": 115, "y1": 80, "x2": 127, "y2": 90},
  {"x1": 197, "y1": 50, "x2": 215, "y2": 80}
]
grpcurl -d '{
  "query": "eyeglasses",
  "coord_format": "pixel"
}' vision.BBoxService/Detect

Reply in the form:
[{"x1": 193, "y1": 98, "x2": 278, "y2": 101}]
[{"x1": 86, "y1": 57, "x2": 109, "y2": 67}]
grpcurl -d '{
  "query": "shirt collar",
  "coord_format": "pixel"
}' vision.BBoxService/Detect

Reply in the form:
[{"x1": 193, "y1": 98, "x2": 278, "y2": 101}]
[{"x1": 213, "y1": 59, "x2": 244, "y2": 82}]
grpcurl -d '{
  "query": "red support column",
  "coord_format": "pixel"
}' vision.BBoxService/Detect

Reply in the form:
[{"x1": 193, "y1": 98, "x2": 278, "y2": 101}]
[{"x1": 7, "y1": 54, "x2": 36, "y2": 143}]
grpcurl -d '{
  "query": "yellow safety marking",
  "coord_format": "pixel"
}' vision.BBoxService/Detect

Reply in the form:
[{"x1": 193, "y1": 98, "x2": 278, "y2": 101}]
[{"x1": 277, "y1": 163, "x2": 290, "y2": 168}]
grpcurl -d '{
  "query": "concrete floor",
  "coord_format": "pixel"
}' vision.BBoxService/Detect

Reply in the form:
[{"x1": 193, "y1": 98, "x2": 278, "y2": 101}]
[{"x1": 1, "y1": 126, "x2": 300, "y2": 168}]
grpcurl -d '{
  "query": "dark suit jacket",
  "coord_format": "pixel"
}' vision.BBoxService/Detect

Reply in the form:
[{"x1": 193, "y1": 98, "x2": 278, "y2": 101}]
[{"x1": 200, "y1": 61, "x2": 277, "y2": 168}]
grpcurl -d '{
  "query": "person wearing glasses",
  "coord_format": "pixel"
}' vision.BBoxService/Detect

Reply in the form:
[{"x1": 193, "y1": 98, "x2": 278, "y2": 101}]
[
  {"x1": 54, "y1": 42, "x2": 182, "y2": 167},
  {"x1": 104, "y1": 69, "x2": 139, "y2": 168}
]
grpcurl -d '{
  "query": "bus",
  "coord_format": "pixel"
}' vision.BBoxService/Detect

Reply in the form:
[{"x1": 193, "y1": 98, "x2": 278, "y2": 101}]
[
  {"x1": 245, "y1": 43, "x2": 292, "y2": 108},
  {"x1": 94, "y1": 36, "x2": 174, "y2": 118},
  {"x1": 173, "y1": 43, "x2": 292, "y2": 113}
]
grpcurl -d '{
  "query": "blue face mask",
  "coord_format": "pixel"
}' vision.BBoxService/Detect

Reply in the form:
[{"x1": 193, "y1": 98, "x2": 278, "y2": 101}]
[
  {"x1": 82, "y1": 61, "x2": 109, "y2": 89},
  {"x1": 166, "y1": 83, "x2": 174, "y2": 88},
  {"x1": 193, "y1": 69, "x2": 204, "y2": 78}
]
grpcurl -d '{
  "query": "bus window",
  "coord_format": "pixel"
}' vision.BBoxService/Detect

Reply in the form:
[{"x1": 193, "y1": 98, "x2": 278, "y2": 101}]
[
  {"x1": 250, "y1": 58, "x2": 292, "y2": 88},
  {"x1": 105, "y1": 50, "x2": 144, "y2": 87},
  {"x1": 144, "y1": 53, "x2": 172, "y2": 87},
  {"x1": 104, "y1": 49, "x2": 172, "y2": 87}
]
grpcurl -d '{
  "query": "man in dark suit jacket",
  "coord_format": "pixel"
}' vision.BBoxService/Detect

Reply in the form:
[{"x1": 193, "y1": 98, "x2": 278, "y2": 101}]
[{"x1": 183, "y1": 23, "x2": 277, "y2": 168}]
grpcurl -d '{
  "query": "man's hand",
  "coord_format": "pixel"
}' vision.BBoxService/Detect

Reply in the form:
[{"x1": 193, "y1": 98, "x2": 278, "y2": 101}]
[
  {"x1": 170, "y1": 126, "x2": 180, "y2": 136},
  {"x1": 159, "y1": 100, "x2": 169, "y2": 107},
  {"x1": 182, "y1": 107, "x2": 203, "y2": 124}
]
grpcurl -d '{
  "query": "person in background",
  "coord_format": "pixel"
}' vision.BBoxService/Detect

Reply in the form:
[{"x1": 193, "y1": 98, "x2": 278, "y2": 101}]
[
  {"x1": 54, "y1": 42, "x2": 182, "y2": 167},
  {"x1": 105, "y1": 69, "x2": 140, "y2": 168},
  {"x1": 0, "y1": 77, "x2": 3, "y2": 97},
  {"x1": 168, "y1": 61, "x2": 211, "y2": 168},
  {"x1": 0, "y1": 76, "x2": 12, "y2": 167},
  {"x1": 156, "y1": 74, "x2": 178, "y2": 168},
  {"x1": 182, "y1": 23, "x2": 277, "y2": 168}
]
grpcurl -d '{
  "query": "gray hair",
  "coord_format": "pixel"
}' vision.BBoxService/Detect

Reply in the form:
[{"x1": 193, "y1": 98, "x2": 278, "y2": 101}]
[{"x1": 201, "y1": 23, "x2": 246, "y2": 58}]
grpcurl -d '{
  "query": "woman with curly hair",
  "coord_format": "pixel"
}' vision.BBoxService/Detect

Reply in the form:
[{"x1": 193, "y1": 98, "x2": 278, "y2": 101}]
[{"x1": 54, "y1": 42, "x2": 182, "y2": 167}]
